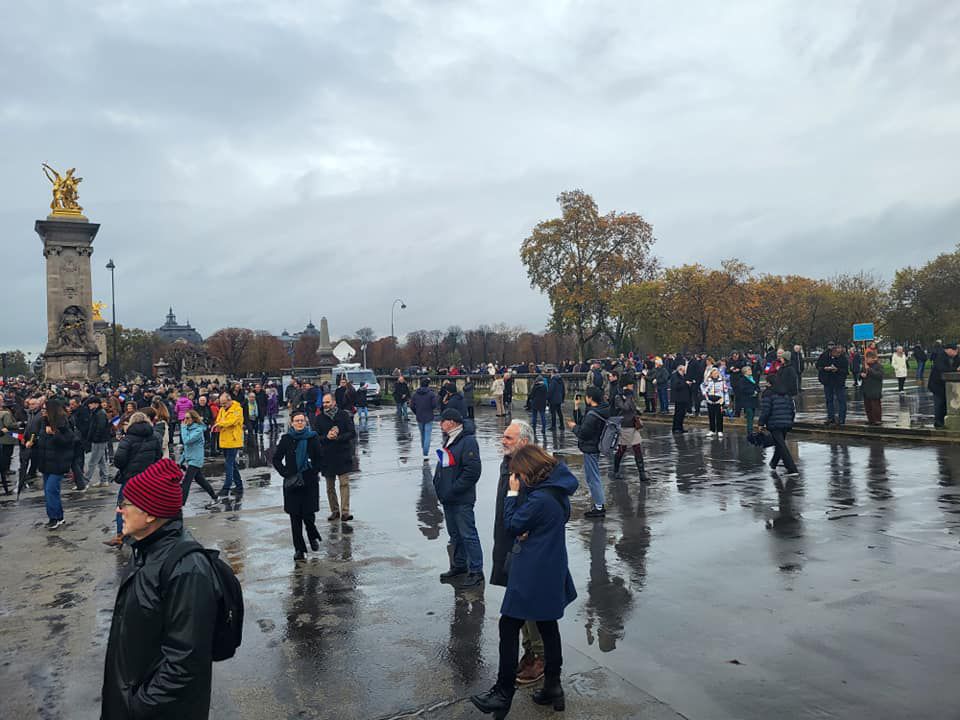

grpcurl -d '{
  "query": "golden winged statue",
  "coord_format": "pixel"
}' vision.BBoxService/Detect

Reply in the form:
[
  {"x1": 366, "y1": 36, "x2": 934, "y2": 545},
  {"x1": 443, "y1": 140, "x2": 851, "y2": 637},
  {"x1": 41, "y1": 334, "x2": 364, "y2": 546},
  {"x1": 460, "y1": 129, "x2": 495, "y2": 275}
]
[
  {"x1": 92, "y1": 301, "x2": 106, "y2": 322},
  {"x1": 42, "y1": 163, "x2": 85, "y2": 216}
]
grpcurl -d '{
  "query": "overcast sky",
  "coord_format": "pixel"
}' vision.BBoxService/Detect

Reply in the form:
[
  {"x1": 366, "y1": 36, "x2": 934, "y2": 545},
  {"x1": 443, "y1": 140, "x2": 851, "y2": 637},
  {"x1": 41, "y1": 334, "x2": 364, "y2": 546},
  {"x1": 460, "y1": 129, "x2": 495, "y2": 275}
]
[{"x1": 2, "y1": 0, "x2": 958, "y2": 354}]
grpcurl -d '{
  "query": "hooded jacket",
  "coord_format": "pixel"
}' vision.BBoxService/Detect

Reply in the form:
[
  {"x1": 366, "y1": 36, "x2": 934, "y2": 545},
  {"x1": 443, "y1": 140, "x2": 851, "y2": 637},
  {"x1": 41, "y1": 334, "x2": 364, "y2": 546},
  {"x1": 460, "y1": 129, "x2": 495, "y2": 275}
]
[
  {"x1": 215, "y1": 401, "x2": 244, "y2": 449},
  {"x1": 35, "y1": 420, "x2": 76, "y2": 475},
  {"x1": 572, "y1": 402, "x2": 610, "y2": 455},
  {"x1": 547, "y1": 375, "x2": 565, "y2": 405},
  {"x1": 174, "y1": 396, "x2": 194, "y2": 422},
  {"x1": 179, "y1": 422, "x2": 206, "y2": 469},
  {"x1": 114, "y1": 421, "x2": 162, "y2": 483},
  {"x1": 101, "y1": 519, "x2": 220, "y2": 720},
  {"x1": 409, "y1": 386, "x2": 439, "y2": 424},
  {"x1": 501, "y1": 462, "x2": 579, "y2": 621},
  {"x1": 432, "y1": 419, "x2": 481, "y2": 505}
]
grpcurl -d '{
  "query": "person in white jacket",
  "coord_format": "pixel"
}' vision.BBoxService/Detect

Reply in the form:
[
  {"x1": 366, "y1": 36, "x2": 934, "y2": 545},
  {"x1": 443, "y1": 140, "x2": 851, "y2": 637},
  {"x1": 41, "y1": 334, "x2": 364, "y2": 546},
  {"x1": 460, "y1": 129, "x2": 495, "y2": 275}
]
[
  {"x1": 701, "y1": 367, "x2": 729, "y2": 437},
  {"x1": 891, "y1": 346, "x2": 909, "y2": 393}
]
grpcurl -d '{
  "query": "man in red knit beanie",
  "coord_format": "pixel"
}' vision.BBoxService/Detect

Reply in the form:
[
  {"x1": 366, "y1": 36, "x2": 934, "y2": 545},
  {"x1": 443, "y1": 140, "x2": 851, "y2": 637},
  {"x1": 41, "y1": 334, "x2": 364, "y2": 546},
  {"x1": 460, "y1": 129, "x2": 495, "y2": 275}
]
[{"x1": 101, "y1": 458, "x2": 221, "y2": 719}]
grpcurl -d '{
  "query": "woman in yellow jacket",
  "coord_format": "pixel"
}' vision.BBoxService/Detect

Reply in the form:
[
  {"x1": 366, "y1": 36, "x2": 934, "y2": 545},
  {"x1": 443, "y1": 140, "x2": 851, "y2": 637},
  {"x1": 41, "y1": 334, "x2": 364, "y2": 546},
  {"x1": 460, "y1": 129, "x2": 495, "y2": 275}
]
[{"x1": 213, "y1": 392, "x2": 245, "y2": 500}]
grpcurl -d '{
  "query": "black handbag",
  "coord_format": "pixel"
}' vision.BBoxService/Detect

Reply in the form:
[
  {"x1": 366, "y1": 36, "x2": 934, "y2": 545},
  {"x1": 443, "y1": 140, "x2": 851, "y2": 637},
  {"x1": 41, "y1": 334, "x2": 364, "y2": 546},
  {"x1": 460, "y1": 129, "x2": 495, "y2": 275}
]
[{"x1": 283, "y1": 471, "x2": 305, "y2": 490}]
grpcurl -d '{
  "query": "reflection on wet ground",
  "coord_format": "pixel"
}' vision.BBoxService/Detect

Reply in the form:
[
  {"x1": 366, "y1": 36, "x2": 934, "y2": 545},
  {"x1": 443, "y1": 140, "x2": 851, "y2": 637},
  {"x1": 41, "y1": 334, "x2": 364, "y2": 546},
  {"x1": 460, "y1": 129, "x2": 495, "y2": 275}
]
[
  {"x1": 794, "y1": 375, "x2": 935, "y2": 428},
  {"x1": 2, "y1": 407, "x2": 960, "y2": 719}
]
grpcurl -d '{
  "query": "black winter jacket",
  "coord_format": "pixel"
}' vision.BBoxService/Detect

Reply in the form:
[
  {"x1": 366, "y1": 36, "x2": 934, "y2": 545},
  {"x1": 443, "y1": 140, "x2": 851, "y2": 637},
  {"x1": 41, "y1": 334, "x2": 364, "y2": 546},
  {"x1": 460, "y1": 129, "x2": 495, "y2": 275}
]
[
  {"x1": 35, "y1": 420, "x2": 76, "y2": 476},
  {"x1": 432, "y1": 420, "x2": 481, "y2": 505},
  {"x1": 101, "y1": 519, "x2": 219, "y2": 720},
  {"x1": 87, "y1": 408, "x2": 112, "y2": 444},
  {"x1": 547, "y1": 376, "x2": 565, "y2": 405},
  {"x1": 669, "y1": 372, "x2": 690, "y2": 404},
  {"x1": 816, "y1": 351, "x2": 849, "y2": 387},
  {"x1": 114, "y1": 421, "x2": 162, "y2": 483},
  {"x1": 527, "y1": 379, "x2": 548, "y2": 411},
  {"x1": 393, "y1": 381, "x2": 411, "y2": 404},
  {"x1": 490, "y1": 456, "x2": 527, "y2": 587},
  {"x1": 759, "y1": 390, "x2": 795, "y2": 430},
  {"x1": 572, "y1": 402, "x2": 609, "y2": 454},
  {"x1": 928, "y1": 352, "x2": 959, "y2": 395},
  {"x1": 313, "y1": 409, "x2": 356, "y2": 476}
]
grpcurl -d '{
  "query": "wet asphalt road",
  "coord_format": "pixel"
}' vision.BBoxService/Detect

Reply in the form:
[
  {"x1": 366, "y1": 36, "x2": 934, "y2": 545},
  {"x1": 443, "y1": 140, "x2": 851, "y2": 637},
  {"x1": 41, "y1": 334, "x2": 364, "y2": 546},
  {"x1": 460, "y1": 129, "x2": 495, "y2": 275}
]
[{"x1": 1, "y1": 407, "x2": 959, "y2": 720}]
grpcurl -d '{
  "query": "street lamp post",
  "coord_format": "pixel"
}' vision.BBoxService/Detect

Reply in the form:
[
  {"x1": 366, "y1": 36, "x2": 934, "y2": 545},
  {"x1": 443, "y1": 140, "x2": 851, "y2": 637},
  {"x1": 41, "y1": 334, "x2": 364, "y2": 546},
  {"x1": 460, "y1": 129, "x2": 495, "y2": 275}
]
[
  {"x1": 391, "y1": 298, "x2": 407, "y2": 339},
  {"x1": 106, "y1": 259, "x2": 118, "y2": 380}
]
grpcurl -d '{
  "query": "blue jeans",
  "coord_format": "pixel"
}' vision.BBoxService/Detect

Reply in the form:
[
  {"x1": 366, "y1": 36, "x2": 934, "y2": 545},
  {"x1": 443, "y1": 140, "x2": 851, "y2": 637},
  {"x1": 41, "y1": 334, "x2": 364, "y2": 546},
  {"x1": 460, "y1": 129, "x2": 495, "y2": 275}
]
[
  {"x1": 916, "y1": 361, "x2": 926, "y2": 380},
  {"x1": 357, "y1": 406, "x2": 369, "y2": 422},
  {"x1": 824, "y1": 385, "x2": 847, "y2": 423},
  {"x1": 396, "y1": 402, "x2": 409, "y2": 420},
  {"x1": 221, "y1": 447, "x2": 243, "y2": 495},
  {"x1": 43, "y1": 473, "x2": 64, "y2": 521},
  {"x1": 530, "y1": 409, "x2": 547, "y2": 434},
  {"x1": 442, "y1": 502, "x2": 483, "y2": 572},
  {"x1": 658, "y1": 386, "x2": 669, "y2": 413},
  {"x1": 418, "y1": 422, "x2": 433, "y2": 457},
  {"x1": 583, "y1": 453, "x2": 603, "y2": 508}
]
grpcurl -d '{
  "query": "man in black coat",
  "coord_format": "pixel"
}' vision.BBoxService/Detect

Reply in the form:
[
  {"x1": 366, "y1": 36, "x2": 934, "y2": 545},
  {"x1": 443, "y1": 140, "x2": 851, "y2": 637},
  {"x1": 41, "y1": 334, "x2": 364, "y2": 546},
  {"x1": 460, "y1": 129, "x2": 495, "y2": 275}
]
[
  {"x1": 546, "y1": 369, "x2": 565, "y2": 431},
  {"x1": 393, "y1": 375, "x2": 411, "y2": 421},
  {"x1": 686, "y1": 354, "x2": 706, "y2": 415},
  {"x1": 314, "y1": 393, "x2": 357, "y2": 521},
  {"x1": 502, "y1": 372, "x2": 514, "y2": 415},
  {"x1": 815, "y1": 345, "x2": 849, "y2": 425},
  {"x1": 102, "y1": 459, "x2": 221, "y2": 720},
  {"x1": 84, "y1": 396, "x2": 112, "y2": 486},
  {"x1": 928, "y1": 343, "x2": 960, "y2": 428},
  {"x1": 489, "y1": 419, "x2": 545, "y2": 684},
  {"x1": 670, "y1": 365, "x2": 692, "y2": 433}
]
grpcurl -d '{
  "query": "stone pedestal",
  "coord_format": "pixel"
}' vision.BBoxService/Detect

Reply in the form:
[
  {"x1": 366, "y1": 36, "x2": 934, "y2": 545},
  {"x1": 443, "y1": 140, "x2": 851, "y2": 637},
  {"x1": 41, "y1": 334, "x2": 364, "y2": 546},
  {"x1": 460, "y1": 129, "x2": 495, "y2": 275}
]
[
  {"x1": 316, "y1": 316, "x2": 338, "y2": 366},
  {"x1": 93, "y1": 319, "x2": 109, "y2": 368},
  {"x1": 35, "y1": 216, "x2": 101, "y2": 382},
  {"x1": 944, "y1": 372, "x2": 960, "y2": 431}
]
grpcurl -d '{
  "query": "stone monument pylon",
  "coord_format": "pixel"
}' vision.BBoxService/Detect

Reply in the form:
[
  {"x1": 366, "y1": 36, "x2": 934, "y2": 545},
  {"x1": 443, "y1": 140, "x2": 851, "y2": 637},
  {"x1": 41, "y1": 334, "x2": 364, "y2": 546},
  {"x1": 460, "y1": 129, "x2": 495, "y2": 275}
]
[
  {"x1": 317, "y1": 316, "x2": 338, "y2": 366},
  {"x1": 35, "y1": 164, "x2": 101, "y2": 381}
]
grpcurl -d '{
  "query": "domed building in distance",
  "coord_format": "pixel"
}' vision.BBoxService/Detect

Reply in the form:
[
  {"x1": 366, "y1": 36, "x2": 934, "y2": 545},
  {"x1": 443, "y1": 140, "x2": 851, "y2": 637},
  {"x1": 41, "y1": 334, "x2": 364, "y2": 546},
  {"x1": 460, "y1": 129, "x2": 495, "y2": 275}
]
[{"x1": 155, "y1": 307, "x2": 203, "y2": 344}]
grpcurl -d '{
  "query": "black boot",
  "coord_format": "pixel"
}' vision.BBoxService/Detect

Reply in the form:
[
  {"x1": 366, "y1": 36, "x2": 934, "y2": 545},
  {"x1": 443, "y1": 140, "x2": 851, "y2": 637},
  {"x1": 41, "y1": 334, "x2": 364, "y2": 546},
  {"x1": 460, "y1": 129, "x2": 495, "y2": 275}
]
[
  {"x1": 613, "y1": 449, "x2": 624, "y2": 478},
  {"x1": 532, "y1": 675, "x2": 565, "y2": 711},
  {"x1": 634, "y1": 447, "x2": 650, "y2": 482},
  {"x1": 470, "y1": 685, "x2": 513, "y2": 719}
]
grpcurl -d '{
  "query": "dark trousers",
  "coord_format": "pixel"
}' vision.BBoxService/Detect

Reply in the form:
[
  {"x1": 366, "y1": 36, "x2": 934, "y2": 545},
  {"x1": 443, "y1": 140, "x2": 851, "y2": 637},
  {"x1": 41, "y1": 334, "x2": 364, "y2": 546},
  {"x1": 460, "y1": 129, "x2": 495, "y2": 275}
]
[
  {"x1": 707, "y1": 403, "x2": 724, "y2": 432},
  {"x1": 824, "y1": 385, "x2": 847, "y2": 423},
  {"x1": 673, "y1": 402, "x2": 688, "y2": 432},
  {"x1": 0, "y1": 444, "x2": 13, "y2": 491},
  {"x1": 933, "y1": 392, "x2": 947, "y2": 427},
  {"x1": 548, "y1": 403, "x2": 563, "y2": 430},
  {"x1": 864, "y1": 398, "x2": 882, "y2": 424},
  {"x1": 497, "y1": 615, "x2": 562, "y2": 693},
  {"x1": 897, "y1": 377, "x2": 906, "y2": 392},
  {"x1": 19, "y1": 446, "x2": 37, "y2": 482},
  {"x1": 693, "y1": 392, "x2": 703, "y2": 415},
  {"x1": 644, "y1": 396, "x2": 655, "y2": 413},
  {"x1": 181, "y1": 465, "x2": 218, "y2": 502},
  {"x1": 466, "y1": 405, "x2": 475, "y2": 420},
  {"x1": 71, "y1": 454, "x2": 86, "y2": 489},
  {"x1": 289, "y1": 512, "x2": 321, "y2": 553},
  {"x1": 770, "y1": 429, "x2": 798, "y2": 473},
  {"x1": 530, "y1": 409, "x2": 547, "y2": 435}
]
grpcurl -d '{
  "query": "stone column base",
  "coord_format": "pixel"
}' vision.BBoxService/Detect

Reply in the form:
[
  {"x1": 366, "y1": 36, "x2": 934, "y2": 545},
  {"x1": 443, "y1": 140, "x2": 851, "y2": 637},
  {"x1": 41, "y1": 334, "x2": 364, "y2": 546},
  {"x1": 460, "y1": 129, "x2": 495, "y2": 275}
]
[{"x1": 43, "y1": 351, "x2": 101, "y2": 382}]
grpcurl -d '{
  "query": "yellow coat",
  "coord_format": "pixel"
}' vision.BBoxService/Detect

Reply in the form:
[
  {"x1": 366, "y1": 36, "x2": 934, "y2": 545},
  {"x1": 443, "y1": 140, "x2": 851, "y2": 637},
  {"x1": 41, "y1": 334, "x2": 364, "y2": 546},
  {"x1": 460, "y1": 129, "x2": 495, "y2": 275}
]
[{"x1": 216, "y1": 401, "x2": 244, "y2": 449}]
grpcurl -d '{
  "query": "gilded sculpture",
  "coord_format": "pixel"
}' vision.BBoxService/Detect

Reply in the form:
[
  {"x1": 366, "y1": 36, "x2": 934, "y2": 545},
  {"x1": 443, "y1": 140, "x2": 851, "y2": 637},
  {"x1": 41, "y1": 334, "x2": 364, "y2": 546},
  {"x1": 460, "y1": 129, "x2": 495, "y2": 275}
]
[
  {"x1": 42, "y1": 163, "x2": 85, "y2": 216},
  {"x1": 92, "y1": 301, "x2": 106, "y2": 322}
]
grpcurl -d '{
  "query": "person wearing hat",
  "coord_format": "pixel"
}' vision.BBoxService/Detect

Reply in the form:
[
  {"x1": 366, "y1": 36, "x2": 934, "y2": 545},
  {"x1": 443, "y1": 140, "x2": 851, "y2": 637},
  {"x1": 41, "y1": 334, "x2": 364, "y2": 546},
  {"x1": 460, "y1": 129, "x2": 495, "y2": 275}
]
[
  {"x1": 83, "y1": 396, "x2": 112, "y2": 487},
  {"x1": 929, "y1": 343, "x2": 960, "y2": 428},
  {"x1": 433, "y1": 407, "x2": 484, "y2": 587},
  {"x1": 101, "y1": 458, "x2": 221, "y2": 719}
]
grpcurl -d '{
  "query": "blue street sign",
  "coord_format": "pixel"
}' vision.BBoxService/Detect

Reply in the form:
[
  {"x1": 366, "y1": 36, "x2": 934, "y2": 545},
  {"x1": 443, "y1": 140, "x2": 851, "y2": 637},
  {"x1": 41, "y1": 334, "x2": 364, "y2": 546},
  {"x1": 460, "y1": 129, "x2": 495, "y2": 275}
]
[{"x1": 852, "y1": 323, "x2": 875, "y2": 341}]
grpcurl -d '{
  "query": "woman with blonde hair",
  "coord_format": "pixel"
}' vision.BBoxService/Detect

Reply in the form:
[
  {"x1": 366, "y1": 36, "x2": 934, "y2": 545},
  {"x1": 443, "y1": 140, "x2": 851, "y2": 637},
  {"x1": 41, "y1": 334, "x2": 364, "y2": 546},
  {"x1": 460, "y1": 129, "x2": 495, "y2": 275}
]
[{"x1": 471, "y1": 444, "x2": 577, "y2": 718}]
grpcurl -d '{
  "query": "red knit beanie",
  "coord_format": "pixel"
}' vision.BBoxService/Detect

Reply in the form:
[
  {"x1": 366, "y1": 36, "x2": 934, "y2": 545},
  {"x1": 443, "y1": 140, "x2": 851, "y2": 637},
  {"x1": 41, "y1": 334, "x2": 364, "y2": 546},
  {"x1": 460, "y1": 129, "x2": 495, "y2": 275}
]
[{"x1": 123, "y1": 459, "x2": 184, "y2": 518}]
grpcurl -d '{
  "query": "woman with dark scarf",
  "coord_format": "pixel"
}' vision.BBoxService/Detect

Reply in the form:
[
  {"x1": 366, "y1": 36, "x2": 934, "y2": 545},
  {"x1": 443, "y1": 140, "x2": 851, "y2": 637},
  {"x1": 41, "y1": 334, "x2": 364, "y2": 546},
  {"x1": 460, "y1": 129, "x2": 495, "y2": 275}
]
[{"x1": 272, "y1": 410, "x2": 323, "y2": 561}]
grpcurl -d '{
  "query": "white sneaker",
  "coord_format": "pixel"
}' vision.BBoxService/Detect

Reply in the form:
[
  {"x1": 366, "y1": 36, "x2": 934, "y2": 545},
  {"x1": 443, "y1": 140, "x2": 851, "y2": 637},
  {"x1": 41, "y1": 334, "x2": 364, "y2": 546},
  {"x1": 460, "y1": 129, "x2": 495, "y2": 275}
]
[
  {"x1": 706, "y1": 432, "x2": 715, "y2": 438},
  {"x1": 717, "y1": 432, "x2": 724, "y2": 437}
]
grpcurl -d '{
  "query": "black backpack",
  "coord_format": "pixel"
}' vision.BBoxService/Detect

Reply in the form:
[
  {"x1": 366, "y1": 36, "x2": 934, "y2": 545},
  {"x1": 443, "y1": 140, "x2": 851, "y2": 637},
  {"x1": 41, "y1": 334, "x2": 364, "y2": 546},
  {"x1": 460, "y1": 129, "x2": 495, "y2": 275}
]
[{"x1": 161, "y1": 541, "x2": 244, "y2": 661}]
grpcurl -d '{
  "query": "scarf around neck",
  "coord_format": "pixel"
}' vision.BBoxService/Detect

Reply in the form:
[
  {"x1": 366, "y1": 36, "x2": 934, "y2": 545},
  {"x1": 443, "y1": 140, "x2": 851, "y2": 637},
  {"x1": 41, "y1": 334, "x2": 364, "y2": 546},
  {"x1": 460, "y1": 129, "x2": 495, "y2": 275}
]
[{"x1": 288, "y1": 426, "x2": 318, "y2": 471}]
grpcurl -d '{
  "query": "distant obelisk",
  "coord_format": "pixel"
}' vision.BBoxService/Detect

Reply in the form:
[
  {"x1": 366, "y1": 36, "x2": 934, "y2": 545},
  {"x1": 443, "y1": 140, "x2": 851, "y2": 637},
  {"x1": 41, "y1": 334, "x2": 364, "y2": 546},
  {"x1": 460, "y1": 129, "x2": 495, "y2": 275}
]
[
  {"x1": 317, "y1": 316, "x2": 337, "y2": 366},
  {"x1": 36, "y1": 164, "x2": 101, "y2": 381}
]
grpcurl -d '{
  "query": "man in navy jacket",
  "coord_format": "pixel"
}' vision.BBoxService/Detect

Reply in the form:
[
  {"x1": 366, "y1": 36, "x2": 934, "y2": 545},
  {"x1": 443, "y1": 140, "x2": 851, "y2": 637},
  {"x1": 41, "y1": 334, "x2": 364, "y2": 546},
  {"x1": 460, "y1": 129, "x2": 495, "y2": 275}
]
[{"x1": 433, "y1": 408, "x2": 483, "y2": 587}]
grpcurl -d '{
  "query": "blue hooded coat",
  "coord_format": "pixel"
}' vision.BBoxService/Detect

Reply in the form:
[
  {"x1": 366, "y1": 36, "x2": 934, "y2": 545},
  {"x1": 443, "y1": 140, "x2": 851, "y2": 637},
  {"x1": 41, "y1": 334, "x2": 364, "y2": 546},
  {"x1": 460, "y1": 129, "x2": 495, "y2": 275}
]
[{"x1": 501, "y1": 462, "x2": 579, "y2": 621}]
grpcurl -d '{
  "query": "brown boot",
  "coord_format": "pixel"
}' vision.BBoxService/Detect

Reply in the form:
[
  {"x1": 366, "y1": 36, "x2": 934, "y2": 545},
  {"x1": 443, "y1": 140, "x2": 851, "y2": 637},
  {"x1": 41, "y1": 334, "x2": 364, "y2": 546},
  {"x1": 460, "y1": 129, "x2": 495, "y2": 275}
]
[
  {"x1": 102, "y1": 534, "x2": 124, "y2": 547},
  {"x1": 516, "y1": 654, "x2": 545, "y2": 685}
]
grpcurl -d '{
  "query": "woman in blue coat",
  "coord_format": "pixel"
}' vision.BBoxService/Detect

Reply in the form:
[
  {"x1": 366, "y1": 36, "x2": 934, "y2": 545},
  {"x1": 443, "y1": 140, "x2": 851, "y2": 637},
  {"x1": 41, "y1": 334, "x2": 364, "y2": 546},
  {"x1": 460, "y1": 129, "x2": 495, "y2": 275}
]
[
  {"x1": 471, "y1": 444, "x2": 578, "y2": 718},
  {"x1": 179, "y1": 410, "x2": 218, "y2": 505}
]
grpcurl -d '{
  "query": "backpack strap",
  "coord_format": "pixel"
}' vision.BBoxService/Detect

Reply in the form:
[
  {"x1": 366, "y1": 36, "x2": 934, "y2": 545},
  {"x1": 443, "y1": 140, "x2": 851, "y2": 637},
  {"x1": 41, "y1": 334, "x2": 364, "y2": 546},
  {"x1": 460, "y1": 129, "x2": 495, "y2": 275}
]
[{"x1": 160, "y1": 540, "x2": 206, "y2": 588}]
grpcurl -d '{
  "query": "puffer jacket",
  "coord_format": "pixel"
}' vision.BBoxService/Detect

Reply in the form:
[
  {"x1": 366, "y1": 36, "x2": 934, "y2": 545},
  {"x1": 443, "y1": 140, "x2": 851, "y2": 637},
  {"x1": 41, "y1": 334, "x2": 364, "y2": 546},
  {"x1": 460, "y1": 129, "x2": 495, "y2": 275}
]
[
  {"x1": 180, "y1": 422, "x2": 206, "y2": 469},
  {"x1": 101, "y1": 519, "x2": 220, "y2": 720},
  {"x1": 433, "y1": 420, "x2": 481, "y2": 505},
  {"x1": 34, "y1": 420, "x2": 76, "y2": 475},
  {"x1": 114, "y1": 421, "x2": 162, "y2": 483},
  {"x1": 572, "y1": 402, "x2": 610, "y2": 455},
  {"x1": 87, "y1": 408, "x2": 112, "y2": 444},
  {"x1": 174, "y1": 396, "x2": 194, "y2": 421},
  {"x1": 0, "y1": 409, "x2": 18, "y2": 446},
  {"x1": 759, "y1": 390, "x2": 795, "y2": 430}
]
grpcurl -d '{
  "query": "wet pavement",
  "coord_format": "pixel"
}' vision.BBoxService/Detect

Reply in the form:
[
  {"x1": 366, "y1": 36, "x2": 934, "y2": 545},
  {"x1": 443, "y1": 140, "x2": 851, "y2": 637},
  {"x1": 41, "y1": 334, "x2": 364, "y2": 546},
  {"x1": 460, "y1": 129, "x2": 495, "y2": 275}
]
[
  {"x1": 2, "y1": 407, "x2": 960, "y2": 719},
  {"x1": 795, "y1": 374, "x2": 935, "y2": 428}
]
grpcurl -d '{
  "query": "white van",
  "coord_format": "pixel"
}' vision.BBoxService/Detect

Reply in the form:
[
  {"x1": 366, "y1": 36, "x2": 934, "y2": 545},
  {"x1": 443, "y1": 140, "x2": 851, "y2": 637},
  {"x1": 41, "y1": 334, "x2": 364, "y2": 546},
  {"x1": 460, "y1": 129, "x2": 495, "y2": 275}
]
[{"x1": 331, "y1": 363, "x2": 381, "y2": 405}]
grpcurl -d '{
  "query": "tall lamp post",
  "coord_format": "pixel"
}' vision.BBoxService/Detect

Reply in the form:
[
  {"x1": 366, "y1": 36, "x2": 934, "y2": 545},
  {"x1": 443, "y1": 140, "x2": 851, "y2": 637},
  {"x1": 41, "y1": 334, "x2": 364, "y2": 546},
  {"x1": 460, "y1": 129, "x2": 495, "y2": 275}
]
[
  {"x1": 106, "y1": 259, "x2": 118, "y2": 380},
  {"x1": 391, "y1": 298, "x2": 407, "y2": 339}
]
